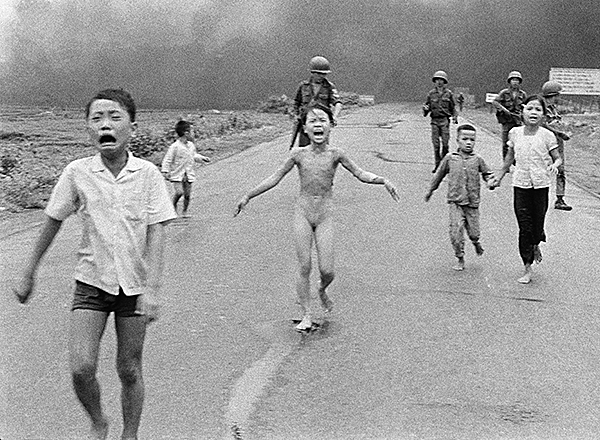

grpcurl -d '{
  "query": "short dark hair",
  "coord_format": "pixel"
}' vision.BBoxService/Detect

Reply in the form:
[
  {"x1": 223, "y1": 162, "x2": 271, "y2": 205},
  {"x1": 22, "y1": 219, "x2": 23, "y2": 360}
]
[
  {"x1": 175, "y1": 120, "x2": 192, "y2": 137},
  {"x1": 457, "y1": 123, "x2": 476, "y2": 135},
  {"x1": 302, "y1": 103, "x2": 334, "y2": 124},
  {"x1": 523, "y1": 94, "x2": 547, "y2": 115},
  {"x1": 85, "y1": 89, "x2": 136, "y2": 122}
]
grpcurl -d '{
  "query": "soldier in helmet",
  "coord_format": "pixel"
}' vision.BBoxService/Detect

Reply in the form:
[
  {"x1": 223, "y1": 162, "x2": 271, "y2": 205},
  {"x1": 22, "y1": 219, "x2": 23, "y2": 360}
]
[
  {"x1": 291, "y1": 56, "x2": 343, "y2": 148},
  {"x1": 542, "y1": 80, "x2": 572, "y2": 211},
  {"x1": 423, "y1": 70, "x2": 459, "y2": 172},
  {"x1": 493, "y1": 71, "x2": 527, "y2": 160}
]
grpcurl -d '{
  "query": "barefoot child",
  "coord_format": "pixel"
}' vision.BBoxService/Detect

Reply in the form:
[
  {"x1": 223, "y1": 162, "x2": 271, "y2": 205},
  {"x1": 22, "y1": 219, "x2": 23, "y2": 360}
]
[
  {"x1": 235, "y1": 103, "x2": 399, "y2": 331},
  {"x1": 13, "y1": 89, "x2": 177, "y2": 440},
  {"x1": 425, "y1": 124, "x2": 494, "y2": 271},
  {"x1": 161, "y1": 120, "x2": 211, "y2": 217},
  {"x1": 489, "y1": 95, "x2": 562, "y2": 284}
]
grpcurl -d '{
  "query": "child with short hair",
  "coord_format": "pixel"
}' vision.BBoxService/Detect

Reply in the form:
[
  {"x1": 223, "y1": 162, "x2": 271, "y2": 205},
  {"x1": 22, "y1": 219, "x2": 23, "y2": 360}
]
[
  {"x1": 161, "y1": 120, "x2": 211, "y2": 218},
  {"x1": 425, "y1": 124, "x2": 494, "y2": 271},
  {"x1": 235, "y1": 103, "x2": 399, "y2": 331},
  {"x1": 13, "y1": 89, "x2": 177, "y2": 440}
]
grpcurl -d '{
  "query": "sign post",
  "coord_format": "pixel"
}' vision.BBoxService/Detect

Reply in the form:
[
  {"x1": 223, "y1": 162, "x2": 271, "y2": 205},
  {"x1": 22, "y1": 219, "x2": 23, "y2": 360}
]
[{"x1": 485, "y1": 93, "x2": 498, "y2": 113}]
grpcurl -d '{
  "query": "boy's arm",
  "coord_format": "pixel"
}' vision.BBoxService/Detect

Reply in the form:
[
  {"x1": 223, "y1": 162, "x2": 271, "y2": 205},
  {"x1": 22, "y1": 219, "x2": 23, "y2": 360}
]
[
  {"x1": 135, "y1": 222, "x2": 166, "y2": 323},
  {"x1": 479, "y1": 156, "x2": 494, "y2": 182},
  {"x1": 425, "y1": 156, "x2": 449, "y2": 201},
  {"x1": 194, "y1": 153, "x2": 211, "y2": 163},
  {"x1": 161, "y1": 145, "x2": 175, "y2": 176},
  {"x1": 234, "y1": 156, "x2": 296, "y2": 216},
  {"x1": 13, "y1": 215, "x2": 63, "y2": 304},
  {"x1": 338, "y1": 151, "x2": 399, "y2": 201},
  {"x1": 191, "y1": 143, "x2": 211, "y2": 163}
]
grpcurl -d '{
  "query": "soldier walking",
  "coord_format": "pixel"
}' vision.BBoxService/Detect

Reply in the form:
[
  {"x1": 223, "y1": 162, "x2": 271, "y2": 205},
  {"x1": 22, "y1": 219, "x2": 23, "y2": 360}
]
[
  {"x1": 493, "y1": 71, "x2": 527, "y2": 160},
  {"x1": 291, "y1": 56, "x2": 342, "y2": 149},
  {"x1": 423, "y1": 70, "x2": 458, "y2": 172},
  {"x1": 542, "y1": 80, "x2": 573, "y2": 211}
]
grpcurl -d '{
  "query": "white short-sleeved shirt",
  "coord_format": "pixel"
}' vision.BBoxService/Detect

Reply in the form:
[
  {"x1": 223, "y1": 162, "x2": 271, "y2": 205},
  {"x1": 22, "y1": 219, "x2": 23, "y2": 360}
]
[
  {"x1": 161, "y1": 140, "x2": 201, "y2": 182},
  {"x1": 508, "y1": 126, "x2": 558, "y2": 189},
  {"x1": 45, "y1": 153, "x2": 177, "y2": 296}
]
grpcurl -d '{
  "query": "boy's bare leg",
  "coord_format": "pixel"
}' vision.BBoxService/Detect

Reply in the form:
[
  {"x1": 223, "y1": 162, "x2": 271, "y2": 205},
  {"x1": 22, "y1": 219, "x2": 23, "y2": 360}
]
[
  {"x1": 315, "y1": 217, "x2": 335, "y2": 313},
  {"x1": 172, "y1": 182, "x2": 183, "y2": 212},
  {"x1": 453, "y1": 257, "x2": 465, "y2": 271},
  {"x1": 294, "y1": 210, "x2": 314, "y2": 330},
  {"x1": 69, "y1": 310, "x2": 110, "y2": 440},
  {"x1": 182, "y1": 180, "x2": 192, "y2": 217},
  {"x1": 115, "y1": 315, "x2": 147, "y2": 440}
]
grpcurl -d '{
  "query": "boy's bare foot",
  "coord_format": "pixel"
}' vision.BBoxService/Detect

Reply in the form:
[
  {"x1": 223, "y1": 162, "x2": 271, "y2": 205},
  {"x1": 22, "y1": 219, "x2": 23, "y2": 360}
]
[
  {"x1": 295, "y1": 315, "x2": 313, "y2": 332},
  {"x1": 318, "y1": 290, "x2": 334, "y2": 313},
  {"x1": 474, "y1": 241, "x2": 484, "y2": 256},
  {"x1": 90, "y1": 417, "x2": 109, "y2": 440},
  {"x1": 452, "y1": 257, "x2": 465, "y2": 271},
  {"x1": 181, "y1": 210, "x2": 191, "y2": 218},
  {"x1": 533, "y1": 245, "x2": 542, "y2": 264}
]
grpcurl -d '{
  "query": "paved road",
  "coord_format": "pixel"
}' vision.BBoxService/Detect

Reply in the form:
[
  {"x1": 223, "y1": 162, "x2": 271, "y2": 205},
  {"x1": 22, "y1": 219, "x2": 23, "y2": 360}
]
[{"x1": 2, "y1": 103, "x2": 600, "y2": 439}]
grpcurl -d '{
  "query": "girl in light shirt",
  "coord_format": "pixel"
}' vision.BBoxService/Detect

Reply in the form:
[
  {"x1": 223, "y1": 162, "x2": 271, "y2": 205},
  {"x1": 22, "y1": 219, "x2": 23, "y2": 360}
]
[{"x1": 490, "y1": 95, "x2": 562, "y2": 284}]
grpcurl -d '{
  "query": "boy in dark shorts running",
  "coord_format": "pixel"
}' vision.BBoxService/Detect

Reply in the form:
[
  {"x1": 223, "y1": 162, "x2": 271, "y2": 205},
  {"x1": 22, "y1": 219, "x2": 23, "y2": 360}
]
[{"x1": 13, "y1": 89, "x2": 176, "y2": 439}]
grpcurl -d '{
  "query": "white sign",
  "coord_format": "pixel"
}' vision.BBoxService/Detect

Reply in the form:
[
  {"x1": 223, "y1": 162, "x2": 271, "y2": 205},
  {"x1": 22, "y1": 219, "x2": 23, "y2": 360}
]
[
  {"x1": 485, "y1": 93, "x2": 498, "y2": 103},
  {"x1": 549, "y1": 67, "x2": 600, "y2": 96}
]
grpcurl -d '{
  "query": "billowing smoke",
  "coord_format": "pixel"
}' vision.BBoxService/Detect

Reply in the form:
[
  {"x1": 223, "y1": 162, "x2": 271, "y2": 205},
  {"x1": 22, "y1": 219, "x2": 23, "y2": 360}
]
[{"x1": 0, "y1": 0, "x2": 598, "y2": 108}]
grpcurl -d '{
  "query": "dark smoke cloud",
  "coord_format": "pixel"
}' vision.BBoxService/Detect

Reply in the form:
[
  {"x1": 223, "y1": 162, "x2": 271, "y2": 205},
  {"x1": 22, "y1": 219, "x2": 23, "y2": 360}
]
[{"x1": 1, "y1": 0, "x2": 598, "y2": 108}]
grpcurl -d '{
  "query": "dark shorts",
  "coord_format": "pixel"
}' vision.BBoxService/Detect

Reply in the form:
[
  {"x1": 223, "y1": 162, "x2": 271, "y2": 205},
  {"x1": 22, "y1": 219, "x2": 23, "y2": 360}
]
[{"x1": 72, "y1": 281, "x2": 139, "y2": 317}]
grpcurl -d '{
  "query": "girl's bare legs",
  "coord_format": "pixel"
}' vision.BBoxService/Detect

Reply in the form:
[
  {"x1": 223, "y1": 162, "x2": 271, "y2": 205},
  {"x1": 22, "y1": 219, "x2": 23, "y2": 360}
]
[
  {"x1": 181, "y1": 180, "x2": 192, "y2": 217},
  {"x1": 115, "y1": 315, "x2": 147, "y2": 440},
  {"x1": 315, "y1": 216, "x2": 335, "y2": 312},
  {"x1": 294, "y1": 210, "x2": 314, "y2": 330},
  {"x1": 69, "y1": 310, "x2": 110, "y2": 440}
]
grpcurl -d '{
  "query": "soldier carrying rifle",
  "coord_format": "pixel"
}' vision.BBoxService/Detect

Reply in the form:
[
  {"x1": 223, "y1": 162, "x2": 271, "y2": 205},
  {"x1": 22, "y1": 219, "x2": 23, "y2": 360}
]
[
  {"x1": 493, "y1": 70, "x2": 527, "y2": 161},
  {"x1": 290, "y1": 56, "x2": 342, "y2": 149}
]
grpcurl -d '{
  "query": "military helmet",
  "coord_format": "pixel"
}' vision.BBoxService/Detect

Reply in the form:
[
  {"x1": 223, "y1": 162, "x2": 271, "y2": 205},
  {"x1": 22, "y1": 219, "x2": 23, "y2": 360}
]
[
  {"x1": 542, "y1": 80, "x2": 562, "y2": 97},
  {"x1": 432, "y1": 70, "x2": 449, "y2": 83},
  {"x1": 507, "y1": 71, "x2": 523, "y2": 83},
  {"x1": 309, "y1": 56, "x2": 331, "y2": 74}
]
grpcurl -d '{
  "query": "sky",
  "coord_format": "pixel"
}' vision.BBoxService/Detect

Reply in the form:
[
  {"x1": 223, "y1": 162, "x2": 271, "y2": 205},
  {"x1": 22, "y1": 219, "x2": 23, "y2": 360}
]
[{"x1": 0, "y1": 0, "x2": 599, "y2": 109}]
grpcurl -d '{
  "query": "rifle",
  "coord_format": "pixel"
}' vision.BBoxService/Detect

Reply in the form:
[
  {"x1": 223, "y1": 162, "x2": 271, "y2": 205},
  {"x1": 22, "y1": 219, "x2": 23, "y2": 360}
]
[{"x1": 289, "y1": 118, "x2": 303, "y2": 150}]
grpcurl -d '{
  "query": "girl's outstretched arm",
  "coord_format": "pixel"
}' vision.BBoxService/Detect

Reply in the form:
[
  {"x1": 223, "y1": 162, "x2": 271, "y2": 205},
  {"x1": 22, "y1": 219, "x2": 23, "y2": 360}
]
[
  {"x1": 489, "y1": 146, "x2": 515, "y2": 188},
  {"x1": 338, "y1": 150, "x2": 399, "y2": 202},
  {"x1": 234, "y1": 156, "x2": 296, "y2": 216}
]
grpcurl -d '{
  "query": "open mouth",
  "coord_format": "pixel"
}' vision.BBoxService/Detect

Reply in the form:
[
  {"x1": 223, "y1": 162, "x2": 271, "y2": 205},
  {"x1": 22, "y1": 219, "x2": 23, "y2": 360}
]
[{"x1": 99, "y1": 134, "x2": 117, "y2": 144}]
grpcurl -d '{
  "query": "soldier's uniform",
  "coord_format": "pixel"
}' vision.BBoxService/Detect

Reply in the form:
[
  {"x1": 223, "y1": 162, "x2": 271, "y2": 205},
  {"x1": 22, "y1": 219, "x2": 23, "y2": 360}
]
[
  {"x1": 293, "y1": 78, "x2": 341, "y2": 147},
  {"x1": 424, "y1": 83, "x2": 457, "y2": 171},
  {"x1": 494, "y1": 72, "x2": 527, "y2": 160},
  {"x1": 542, "y1": 80, "x2": 572, "y2": 210}
]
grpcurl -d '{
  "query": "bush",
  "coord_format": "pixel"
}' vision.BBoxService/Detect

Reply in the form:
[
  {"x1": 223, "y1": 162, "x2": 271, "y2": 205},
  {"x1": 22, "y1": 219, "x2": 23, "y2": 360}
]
[{"x1": 257, "y1": 95, "x2": 293, "y2": 114}]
